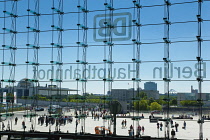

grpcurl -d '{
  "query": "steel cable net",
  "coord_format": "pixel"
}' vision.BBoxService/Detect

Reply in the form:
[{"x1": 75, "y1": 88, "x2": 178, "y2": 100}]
[{"x1": 0, "y1": 0, "x2": 210, "y2": 139}]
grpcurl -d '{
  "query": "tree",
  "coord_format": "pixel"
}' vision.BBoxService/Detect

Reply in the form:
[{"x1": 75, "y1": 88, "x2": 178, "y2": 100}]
[
  {"x1": 170, "y1": 97, "x2": 177, "y2": 106},
  {"x1": 180, "y1": 100, "x2": 203, "y2": 107},
  {"x1": 62, "y1": 98, "x2": 67, "y2": 102},
  {"x1": 148, "y1": 97, "x2": 155, "y2": 105},
  {"x1": 134, "y1": 101, "x2": 140, "y2": 111},
  {"x1": 150, "y1": 102, "x2": 162, "y2": 111},
  {"x1": 156, "y1": 99, "x2": 167, "y2": 106},
  {"x1": 134, "y1": 100, "x2": 149, "y2": 111}
]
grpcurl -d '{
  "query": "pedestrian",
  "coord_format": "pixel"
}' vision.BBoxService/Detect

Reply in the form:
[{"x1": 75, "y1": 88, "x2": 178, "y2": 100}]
[
  {"x1": 128, "y1": 128, "x2": 134, "y2": 136},
  {"x1": 121, "y1": 120, "x2": 124, "y2": 128},
  {"x1": 22, "y1": 121, "x2": 26, "y2": 129},
  {"x1": 91, "y1": 111, "x2": 94, "y2": 119},
  {"x1": 56, "y1": 119, "x2": 59, "y2": 131},
  {"x1": 171, "y1": 119, "x2": 173, "y2": 126},
  {"x1": 175, "y1": 122, "x2": 179, "y2": 132},
  {"x1": 15, "y1": 117, "x2": 18, "y2": 125},
  {"x1": 160, "y1": 122, "x2": 163, "y2": 131},
  {"x1": 46, "y1": 117, "x2": 49, "y2": 127},
  {"x1": 171, "y1": 129, "x2": 176, "y2": 139},
  {"x1": 128, "y1": 130, "x2": 132, "y2": 137},
  {"x1": 94, "y1": 114, "x2": 96, "y2": 121},
  {"x1": 2, "y1": 122, "x2": 5, "y2": 131},
  {"x1": 7, "y1": 123, "x2": 10, "y2": 131},
  {"x1": 76, "y1": 119, "x2": 78, "y2": 129},
  {"x1": 183, "y1": 121, "x2": 186, "y2": 129},
  {"x1": 124, "y1": 119, "x2": 127, "y2": 127},
  {"x1": 97, "y1": 114, "x2": 100, "y2": 121},
  {"x1": 130, "y1": 124, "x2": 133, "y2": 130},
  {"x1": 137, "y1": 125, "x2": 141, "y2": 137},
  {"x1": 38, "y1": 116, "x2": 40, "y2": 125},
  {"x1": 157, "y1": 122, "x2": 159, "y2": 129},
  {"x1": 142, "y1": 126, "x2": 145, "y2": 135}
]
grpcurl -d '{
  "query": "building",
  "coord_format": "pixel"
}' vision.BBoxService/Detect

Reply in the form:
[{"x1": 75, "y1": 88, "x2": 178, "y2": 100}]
[
  {"x1": 110, "y1": 88, "x2": 159, "y2": 112},
  {"x1": 111, "y1": 88, "x2": 135, "y2": 102},
  {"x1": 144, "y1": 82, "x2": 157, "y2": 91},
  {"x1": 110, "y1": 88, "x2": 136, "y2": 113},
  {"x1": 176, "y1": 86, "x2": 210, "y2": 106},
  {"x1": 110, "y1": 88, "x2": 159, "y2": 102},
  {"x1": 169, "y1": 89, "x2": 178, "y2": 96},
  {"x1": 177, "y1": 92, "x2": 210, "y2": 107},
  {"x1": 142, "y1": 90, "x2": 160, "y2": 99},
  {"x1": 0, "y1": 78, "x2": 77, "y2": 98},
  {"x1": 191, "y1": 85, "x2": 198, "y2": 94}
]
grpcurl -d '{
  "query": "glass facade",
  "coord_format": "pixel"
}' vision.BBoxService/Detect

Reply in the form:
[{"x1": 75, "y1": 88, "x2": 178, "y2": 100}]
[{"x1": 0, "y1": 0, "x2": 210, "y2": 139}]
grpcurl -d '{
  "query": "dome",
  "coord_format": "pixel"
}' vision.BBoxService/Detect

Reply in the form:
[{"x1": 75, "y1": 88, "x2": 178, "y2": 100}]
[
  {"x1": 169, "y1": 89, "x2": 177, "y2": 94},
  {"x1": 17, "y1": 78, "x2": 34, "y2": 88}
]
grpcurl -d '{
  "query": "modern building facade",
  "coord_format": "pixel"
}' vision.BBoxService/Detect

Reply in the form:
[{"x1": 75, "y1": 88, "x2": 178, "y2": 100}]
[
  {"x1": 110, "y1": 88, "x2": 159, "y2": 111},
  {"x1": 110, "y1": 88, "x2": 159, "y2": 102},
  {"x1": 144, "y1": 82, "x2": 157, "y2": 91},
  {"x1": 0, "y1": 78, "x2": 77, "y2": 98}
]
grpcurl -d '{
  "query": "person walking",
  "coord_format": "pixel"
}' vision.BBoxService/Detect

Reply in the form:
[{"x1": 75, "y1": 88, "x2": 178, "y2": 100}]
[
  {"x1": 22, "y1": 121, "x2": 26, "y2": 130},
  {"x1": 75, "y1": 119, "x2": 79, "y2": 132},
  {"x1": 175, "y1": 122, "x2": 179, "y2": 132},
  {"x1": 2, "y1": 122, "x2": 5, "y2": 131},
  {"x1": 157, "y1": 122, "x2": 159, "y2": 129},
  {"x1": 157, "y1": 122, "x2": 160, "y2": 137},
  {"x1": 7, "y1": 122, "x2": 10, "y2": 131},
  {"x1": 15, "y1": 117, "x2": 18, "y2": 125},
  {"x1": 137, "y1": 125, "x2": 141, "y2": 137},
  {"x1": 124, "y1": 119, "x2": 127, "y2": 127},
  {"x1": 129, "y1": 124, "x2": 134, "y2": 137},
  {"x1": 171, "y1": 119, "x2": 173, "y2": 127},
  {"x1": 128, "y1": 129, "x2": 132, "y2": 137},
  {"x1": 130, "y1": 124, "x2": 133, "y2": 130},
  {"x1": 142, "y1": 126, "x2": 145, "y2": 135},
  {"x1": 183, "y1": 121, "x2": 186, "y2": 129},
  {"x1": 160, "y1": 122, "x2": 163, "y2": 131},
  {"x1": 121, "y1": 120, "x2": 124, "y2": 128},
  {"x1": 171, "y1": 129, "x2": 176, "y2": 139}
]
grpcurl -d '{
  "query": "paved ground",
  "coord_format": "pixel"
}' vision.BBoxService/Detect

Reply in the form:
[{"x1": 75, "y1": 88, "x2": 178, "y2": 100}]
[{"x1": 0, "y1": 109, "x2": 210, "y2": 139}]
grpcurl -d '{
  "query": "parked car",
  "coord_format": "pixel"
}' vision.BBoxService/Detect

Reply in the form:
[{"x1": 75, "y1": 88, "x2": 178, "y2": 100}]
[
  {"x1": 35, "y1": 107, "x2": 44, "y2": 111},
  {"x1": 151, "y1": 110, "x2": 161, "y2": 114}
]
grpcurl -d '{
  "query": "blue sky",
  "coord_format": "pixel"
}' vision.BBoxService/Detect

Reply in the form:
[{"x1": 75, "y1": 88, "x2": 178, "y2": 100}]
[{"x1": 0, "y1": 0, "x2": 210, "y2": 94}]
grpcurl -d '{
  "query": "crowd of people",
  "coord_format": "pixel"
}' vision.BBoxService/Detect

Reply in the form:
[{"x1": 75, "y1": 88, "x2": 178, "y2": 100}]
[{"x1": 37, "y1": 115, "x2": 73, "y2": 128}]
